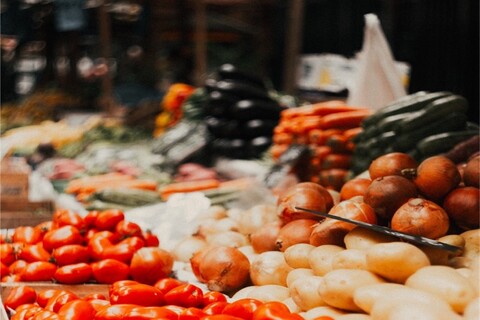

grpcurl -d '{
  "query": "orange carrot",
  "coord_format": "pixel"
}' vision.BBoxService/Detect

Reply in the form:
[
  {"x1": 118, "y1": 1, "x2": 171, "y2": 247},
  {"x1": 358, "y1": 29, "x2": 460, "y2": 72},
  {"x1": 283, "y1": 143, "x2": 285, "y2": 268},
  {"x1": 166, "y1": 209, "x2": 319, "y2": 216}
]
[
  {"x1": 321, "y1": 153, "x2": 352, "y2": 170},
  {"x1": 273, "y1": 132, "x2": 294, "y2": 145},
  {"x1": 326, "y1": 134, "x2": 350, "y2": 153},
  {"x1": 343, "y1": 127, "x2": 363, "y2": 141},
  {"x1": 312, "y1": 145, "x2": 332, "y2": 159},
  {"x1": 159, "y1": 179, "x2": 221, "y2": 200},
  {"x1": 65, "y1": 173, "x2": 134, "y2": 194},
  {"x1": 319, "y1": 109, "x2": 373, "y2": 130},
  {"x1": 270, "y1": 144, "x2": 289, "y2": 160},
  {"x1": 280, "y1": 100, "x2": 348, "y2": 119}
]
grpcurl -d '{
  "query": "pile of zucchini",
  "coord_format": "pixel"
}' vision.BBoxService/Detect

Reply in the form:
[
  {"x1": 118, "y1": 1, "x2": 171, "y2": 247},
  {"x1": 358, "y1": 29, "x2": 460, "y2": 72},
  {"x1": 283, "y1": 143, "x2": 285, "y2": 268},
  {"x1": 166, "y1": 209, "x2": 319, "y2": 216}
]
[
  {"x1": 202, "y1": 64, "x2": 286, "y2": 159},
  {"x1": 350, "y1": 91, "x2": 479, "y2": 175}
]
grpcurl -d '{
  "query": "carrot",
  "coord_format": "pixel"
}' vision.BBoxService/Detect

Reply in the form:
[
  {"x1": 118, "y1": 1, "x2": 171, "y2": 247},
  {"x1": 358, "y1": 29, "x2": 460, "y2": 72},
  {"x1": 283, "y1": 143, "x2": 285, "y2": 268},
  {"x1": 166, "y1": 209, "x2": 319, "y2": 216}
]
[
  {"x1": 72, "y1": 178, "x2": 158, "y2": 195},
  {"x1": 273, "y1": 132, "x2": 294, "y2": 145},
  {"x1": 65, "y1": 173, "x2": 134, "y2": 194},
  {"x1": 343, "y1": 127, "x2": 363, "y2": 141},
  {"x1": 296, "y1": 116, "x2": 323, "y2": 134},
  {"x1": 308, "y1": 129, "x2": 342, "y2": 146},
  {"x1": 319, "y1": 109, "x2": 373, "y2": 130},
  {"x1": 159, "y1": 179, "x2": 221, "y2": 200},
  {"x1": 312, "y1": 145, "x2": 332, "y2": 159},
  {"x1": 321, "y1": 154, "x2": 352, "y2": 170},
  {"x1": 325, "y1": 134, "x2": 350, "y2": 153},
  {"x1": 270, "y1": 144, "x2": 289, "y2": 160},
  {"x1": 280, "y1": 100, "x2": 348, "y2": 119}
]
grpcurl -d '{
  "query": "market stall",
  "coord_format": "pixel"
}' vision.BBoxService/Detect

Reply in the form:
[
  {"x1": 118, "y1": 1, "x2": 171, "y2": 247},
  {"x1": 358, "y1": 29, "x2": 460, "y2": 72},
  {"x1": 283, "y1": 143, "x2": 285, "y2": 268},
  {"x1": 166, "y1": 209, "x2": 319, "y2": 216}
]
[{"x1": 1, "y1": 5, "x2": 479, "y2": 320}]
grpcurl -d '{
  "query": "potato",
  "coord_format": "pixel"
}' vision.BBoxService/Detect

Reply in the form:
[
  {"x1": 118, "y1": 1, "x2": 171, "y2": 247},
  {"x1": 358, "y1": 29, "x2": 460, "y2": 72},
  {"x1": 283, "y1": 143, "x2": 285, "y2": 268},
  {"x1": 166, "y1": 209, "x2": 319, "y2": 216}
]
[
  {"x1": 337, "y1": 314, "x2": 372, "y2": 320},
  {"x1": 290, "y1": 275, "x2": 326, "y2": 311},
  {"x1": 286, "y1": 268, "x2": 315, "y2": 288},
  {"x1": 230, "y1": 285, "x2": 256, "y2": 301},
  {"x1": 300, "y1": 306, "x2": 347, "y2": 320},
  {"x1": 284, "y1": 243, "x2": 316, "y2": 268},
  {"x1": 318, "y1": 269, "x2": 385, "y2": 312},
  {"x1": 461, "y1": 229, "x2": 480, "y2": 245},
  {"x1": 370, "y1": 288, "x2": 460, "y2": 320},
  {"x1": 405, "y1": 265, "x2": 476, "y2": 313},
  {"x1": 332, "y1": 248, "x2": 367, "y2": 270},
  {"x1": 244, "y1": 284, "x2": 290, "y2": 302},
  {"x1": 353, "y1": 283, "x2": 408, "y2": 313},
  {"x1": 464, "y1": 297, "x2": 480, "y2": 320},
  {"x1": 282, "y1": 297, "x2": 302, "y2": 313},
  {"x1": 308, "y1": 244, "x2": 344, "y2": 276},
  {"x1": 344, "y1": 227, "x2": 396, "y2": 251},
  {"x1": 366, "y1": 242, "x2": 430, "y2": 283}
]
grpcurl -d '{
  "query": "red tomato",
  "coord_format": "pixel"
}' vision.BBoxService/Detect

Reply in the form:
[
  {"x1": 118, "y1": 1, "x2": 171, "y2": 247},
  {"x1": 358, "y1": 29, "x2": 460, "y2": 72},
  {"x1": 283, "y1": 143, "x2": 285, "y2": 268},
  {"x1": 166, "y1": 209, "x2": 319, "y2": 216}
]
[
  {"x1": 19, "y1": 243, "x2": 51, "y2": 262},
  {"x1": 94, "y1": 304, "x2": 136, "y2": 320},
  {"x1": 153, "y1": 277, "x2": 185, "y2": 295},
  {"x1": 2, "y1": 274, "x2": 22, "y2": 282},
  {"x1": 42, "y1": 225, "x2": 83, "y2": 252},
  {"x1": 142, "y1": 230, "x2": 160, "y2": 247},
  {"x1": 53, "y1": 209, "x2": 86, "y2": 231},
  {"x1": 1, "y1": 261, "x2": 10, "y2": 277},
  {"x1": 37, "y1": 289, "x2": 63, "y2": 307},
  {"x1": 126, "y1": 306, "x2": 179, "y2": 320},
  {"x1": 11, "y1": 304, "x2": 43, "y2": 320},
  {"x1": 51, "y1": 244, "x2": 89, "y2": 266},
  {"x1": 34, "y1": 221, "x2": 55, "y2": 235},
  {"x1": 21, "y1": 261, "x2": 57, "y2": 282},
  {"x1": 89, "y1": 298, "x2": 111, "y2": 312},
  {"x1": 30, "y1": 309, "x2": 61, "y2": 320},
  {"x1": 252, "y1": 302, "x2": 303, "y2": 320},
  {"x1": 44, "y1": 290, "x2": 79, "y2": 313},
  {"x1": 95, "y1": 209, "x2": 125, "y2": 231},
  {"x1": 179, "y1": 307, "x2": 207, "y2": 320},
  {"x1": 110, "y1": 283, "x2": 165, "y2": 306},
  {"x1": 202, "y1": 315, "x2": 244, "y2": 320},
  {"x1": 129, "y1": 247, "x2": 174, "y2": 285},
  {"x1": 84, "y1": 210, "x2": 100, "y2": 228},
  {"x1": 54, "y1": 262, "x2": 92, "y2": 284},
  {"x1": 3, "y1": 285, "x2": 37, "y2": 310},
  {"x1": 221, "y1": 298, "x2": 263, "y2": 320},
  {"x1": 164, "y1": 283, "x2": 204, "y2": 308},
  {"x1": 12, "y1": 226, "x2": 42, "y2": 244},
  {"x1": 0, "y1": 243, "x2": 17, "y2": 265},
  {"x1": 115, "y1": 220, "x2": 143, "y2": 239},
  {"x1": 102, "y1": 236, "x2": 145, "y2": 264},
  {"x1": 84, "y1": 293, "x2": 107, "y2": 300},
  {"x1": 91, "y1": 258, "x2": 130, "y2": 284},
  {"x1": 203, "y1": 291, "x2": 228, "y2": 306},
  {"x1": 87, "y1": 231, "x2": 115, "y2": 261},
  {"x1": 203, "y1": 301, "x2": 229, "y2": 315},
  {"x1": 57, "y1": 300, "x2": 96, "y2": 320},
  {"x1": 8, "y1": 259, "x2": 27, "y2": 275},
  {"x1": 110, "y1": 280, "x2": 139, "y2": 295}
]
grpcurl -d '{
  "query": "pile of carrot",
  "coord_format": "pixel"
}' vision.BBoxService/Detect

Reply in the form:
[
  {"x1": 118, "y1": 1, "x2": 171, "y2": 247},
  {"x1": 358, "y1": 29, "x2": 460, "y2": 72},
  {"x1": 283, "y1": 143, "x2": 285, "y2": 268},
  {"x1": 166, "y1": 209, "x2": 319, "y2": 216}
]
[
  {"x1": 65, "y1": 172, "x2": 158, "y2": 202},
  {"x1": 271, "y1": 100, "x2": 372, "y2": 191}
]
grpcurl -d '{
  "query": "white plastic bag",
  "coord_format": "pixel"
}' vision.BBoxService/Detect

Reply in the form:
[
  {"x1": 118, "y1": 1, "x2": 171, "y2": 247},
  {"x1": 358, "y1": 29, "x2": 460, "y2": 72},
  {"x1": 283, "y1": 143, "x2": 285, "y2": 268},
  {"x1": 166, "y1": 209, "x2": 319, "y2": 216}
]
[{"x1": 347, "y1": 13, "x2": 407, "y2": 110}]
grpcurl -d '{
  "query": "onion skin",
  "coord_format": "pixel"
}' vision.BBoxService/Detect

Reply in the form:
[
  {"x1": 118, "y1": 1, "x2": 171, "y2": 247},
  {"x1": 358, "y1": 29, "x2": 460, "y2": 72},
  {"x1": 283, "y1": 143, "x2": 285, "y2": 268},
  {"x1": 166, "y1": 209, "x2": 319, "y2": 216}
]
[
  {"x1": 463, "y1": 155, "x2": 480, "y2": 188},
  {"x1": 363, "y1": 175, "x2": 418, "y2": 222},
  {"x1": 410, "y1": 155, "x2": 461, "y2": 203},
  {"x1": 340, "y1": 178, "x2": 372, "y2": 201},
  {"x1": 276, "y1": 182, "x2": 334, "y2": 223},
  {"x1": 250, "y1": 221, "x2": 283, "y2": 253},
  {"x1": 369, "y1": 152, "x2": 418, "y2": 180},
  {"x1": 443, "y1": 187, "x2": 480, "y2": 230},
  {"x1": 275, "y1": 219, "x2": 317, "y2": 252},
  {"x1": 197, "y1": 246, "x2": 250, "y2": 293},
  {"x1": 309, "y1": 199, "x2": 377, "y2": 247},
  {"x1": 391, "y1": 198, "x2": 450, "y2": 239}
]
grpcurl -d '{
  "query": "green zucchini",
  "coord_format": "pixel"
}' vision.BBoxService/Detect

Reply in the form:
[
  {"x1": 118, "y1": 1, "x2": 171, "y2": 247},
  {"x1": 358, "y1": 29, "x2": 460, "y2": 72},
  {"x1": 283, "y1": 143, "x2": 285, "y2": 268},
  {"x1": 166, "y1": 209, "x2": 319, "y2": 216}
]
[
  {"x1": 416, "y1": 130, "x2": 479, "y2": 158},
  {"x1": 394, "y1": 112, "x2": 468, "y2": 151},
  {"x1": 95, "y1": 188, "x2": 161, "y2": 207},
  {"x1": 376, "y1": 113, "x2": 409, "y2": 133},
  {"x1": 361, "y1": 91, "x2": 451, "y2": 128},
  {"x1": 397, "y1": 95, "x2": 469, "y2": 133}
]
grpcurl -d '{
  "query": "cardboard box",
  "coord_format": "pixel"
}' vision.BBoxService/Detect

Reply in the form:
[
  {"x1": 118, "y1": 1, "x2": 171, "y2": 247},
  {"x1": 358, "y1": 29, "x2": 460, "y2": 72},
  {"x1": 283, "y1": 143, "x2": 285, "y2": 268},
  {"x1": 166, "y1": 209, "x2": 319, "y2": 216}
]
[{"x1": 0, "y1": 157, "x2": 31, "y2": 201}]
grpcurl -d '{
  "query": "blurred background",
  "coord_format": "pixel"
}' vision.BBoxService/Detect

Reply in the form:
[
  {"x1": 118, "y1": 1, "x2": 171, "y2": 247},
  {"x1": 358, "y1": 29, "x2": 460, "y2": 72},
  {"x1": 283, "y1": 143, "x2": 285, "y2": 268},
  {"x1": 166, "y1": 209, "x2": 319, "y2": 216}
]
[{"x1": 1, "y1": 0, "x2": 478, "y2": 122}]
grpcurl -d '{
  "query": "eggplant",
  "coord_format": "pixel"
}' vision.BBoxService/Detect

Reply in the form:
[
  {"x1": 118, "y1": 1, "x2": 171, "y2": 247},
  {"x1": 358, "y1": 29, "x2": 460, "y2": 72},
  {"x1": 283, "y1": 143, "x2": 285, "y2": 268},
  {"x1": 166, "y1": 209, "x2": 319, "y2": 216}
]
[
  {"x1": 211, "y1": 138, "x2": 247, "y2": 159},
  {"x1": 248, "y1": 136, "x2": 272, "y2": 157},
  {"x1": 204, "y1": 90, "x2": 238, "y2": 117},
  {"x1": 231, "y1": 99, "x2": 285, "y2": 120},
  {"x1": 217, "y1": 63, "x2": 267, "y2": 89},
  {"x1": 214, "y1": 79, "x2": 273, "y2": 101},
  {"x1": 241, "y1": 119, "x2": 277, "y2": 139},
  {"x1": 205, "y1": 116, "x2": 243, "y2": 138}
]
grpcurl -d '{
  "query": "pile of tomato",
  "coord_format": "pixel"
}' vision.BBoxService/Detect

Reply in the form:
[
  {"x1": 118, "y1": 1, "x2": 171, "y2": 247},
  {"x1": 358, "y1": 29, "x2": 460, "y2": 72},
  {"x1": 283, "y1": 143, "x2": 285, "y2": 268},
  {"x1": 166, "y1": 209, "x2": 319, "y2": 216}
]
[
  {"x1": 3, "y1": 278, "x2": 310, "y2": 320},
  {"x1": 0, "y1": 209, "x2": 166, "y2": 285}
]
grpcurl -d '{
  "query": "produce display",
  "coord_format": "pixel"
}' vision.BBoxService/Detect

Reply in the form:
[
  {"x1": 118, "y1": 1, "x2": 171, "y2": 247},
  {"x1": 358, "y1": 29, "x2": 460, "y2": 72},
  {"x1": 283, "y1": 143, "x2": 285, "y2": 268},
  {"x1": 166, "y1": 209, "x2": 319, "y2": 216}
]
[{"x1": 351, "y1": 91, "x2": 479, "y2": 174}]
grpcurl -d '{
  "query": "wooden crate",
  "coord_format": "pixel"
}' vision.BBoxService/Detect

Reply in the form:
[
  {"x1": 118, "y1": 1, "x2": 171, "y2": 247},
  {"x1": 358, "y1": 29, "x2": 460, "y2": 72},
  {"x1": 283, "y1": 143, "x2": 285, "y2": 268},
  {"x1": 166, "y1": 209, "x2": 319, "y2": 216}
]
[
  {"x1": 0, "y1": 157, "x2": 30, "y2": 202},
  {"x1": 1, "y1": 282, "x2": 109, "y2": 319},
  {"x1": 0, "y1": 200, "x2": 54, "y2": 229}
]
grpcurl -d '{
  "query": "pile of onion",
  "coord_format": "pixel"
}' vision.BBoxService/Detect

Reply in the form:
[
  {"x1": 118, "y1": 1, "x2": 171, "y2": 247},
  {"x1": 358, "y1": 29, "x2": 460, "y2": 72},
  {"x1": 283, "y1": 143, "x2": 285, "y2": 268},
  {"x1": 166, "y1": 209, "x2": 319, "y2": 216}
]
[
  {"x1": 368, "y1": 152, "x2": 417, "y2": 180},
  {"x1": 443, "y1": 186, "x2": 480, "y2": 230}
]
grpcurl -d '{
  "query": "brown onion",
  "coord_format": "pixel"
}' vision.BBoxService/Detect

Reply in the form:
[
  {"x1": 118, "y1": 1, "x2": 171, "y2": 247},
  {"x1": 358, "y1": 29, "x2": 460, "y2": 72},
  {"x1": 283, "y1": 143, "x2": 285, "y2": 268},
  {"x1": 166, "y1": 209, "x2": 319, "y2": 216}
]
[
  {"x1": 391, "y1": 198, "x2": 450, "y2": 239},
  {"x1": 339, "y1": 178, "x2": 372, "y2": 201},
  {"x1": 407, "y1": 155, "x2": 461, "y2": 202},
  {"x1": 369, "y1": 152, "x2": 417, "y2": 180},
  {"x1": 463, "y1": 155, "x2": 480, "y2": 188},
  {"x1": 310, "y1": 199, "x2": 377, "y2": 247},
  {"x1": 363, "y1": 175, "x2": 418, "y2": 222},
  {"x1": 250, "y1": 221, "x2": 283, "y2": 253},
  {"x1": 276, "y1": 182, "x2": 334, "y2": 223},
  {"x1": 197, "y1": 246, "x2": 250, "y2": 293},
  {"x1": 275, "y1": 219, "x2": 317, "y2": 252},
  {"x1": 443, "y1": 187, "x2": 480, "y2": 230}
]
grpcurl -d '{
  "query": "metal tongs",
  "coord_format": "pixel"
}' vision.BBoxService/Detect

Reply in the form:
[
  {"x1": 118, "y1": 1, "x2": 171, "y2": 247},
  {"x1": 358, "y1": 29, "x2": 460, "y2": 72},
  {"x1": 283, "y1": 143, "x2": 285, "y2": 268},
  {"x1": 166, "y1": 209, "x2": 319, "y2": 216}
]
[{"x1": 295, "y1": 206, "x2": 463, "y2": 254}]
